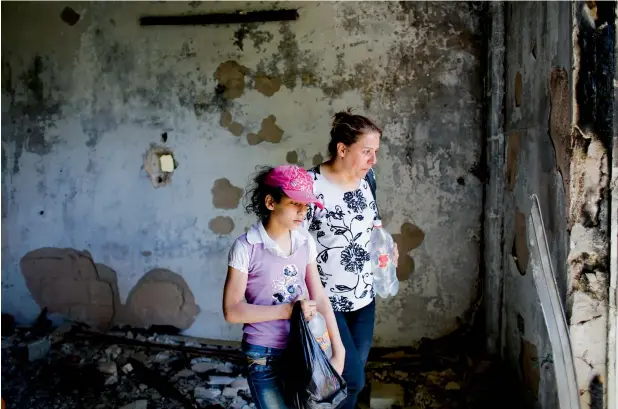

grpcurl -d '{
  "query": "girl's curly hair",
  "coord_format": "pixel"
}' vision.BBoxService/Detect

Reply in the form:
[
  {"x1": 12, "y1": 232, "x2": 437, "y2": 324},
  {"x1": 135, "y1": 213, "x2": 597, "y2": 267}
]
[{"x1": 243, "y1": 166, "x2": 285, "y2": 222}]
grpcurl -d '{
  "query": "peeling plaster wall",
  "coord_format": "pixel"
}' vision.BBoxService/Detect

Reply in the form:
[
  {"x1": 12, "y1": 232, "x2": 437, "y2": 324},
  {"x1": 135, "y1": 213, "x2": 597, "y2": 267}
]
[
  {"x1": 1, "y1": 1, "x2": 484, "y2": 346},
  {"x1": 569, "y1": 2, "x2": 615, "y2": 408},
  {"x1": 501, "y1": 2, "x2": 571, "y2": 407}
]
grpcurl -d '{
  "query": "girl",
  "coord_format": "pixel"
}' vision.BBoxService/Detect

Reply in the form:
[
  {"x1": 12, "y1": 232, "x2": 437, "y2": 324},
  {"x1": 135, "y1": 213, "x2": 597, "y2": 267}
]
[
  {"x1": 304, "y1": 110, "x2": 399, "y2": 409},
  {"x1": 222, "y1": 164, "x2": 345, "y2": 409}
]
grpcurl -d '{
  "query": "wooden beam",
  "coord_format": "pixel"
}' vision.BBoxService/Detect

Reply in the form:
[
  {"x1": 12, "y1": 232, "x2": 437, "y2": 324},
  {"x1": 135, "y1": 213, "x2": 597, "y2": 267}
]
[{"x1": 139, "y1": 9, "x2": 299, "y2": 26}]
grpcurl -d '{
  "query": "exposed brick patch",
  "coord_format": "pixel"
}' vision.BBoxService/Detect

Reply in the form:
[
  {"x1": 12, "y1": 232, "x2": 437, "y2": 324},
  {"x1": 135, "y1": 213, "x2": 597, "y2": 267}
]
[{"x1": 20, "y1": 248, "x2": 116, "y2": 330}]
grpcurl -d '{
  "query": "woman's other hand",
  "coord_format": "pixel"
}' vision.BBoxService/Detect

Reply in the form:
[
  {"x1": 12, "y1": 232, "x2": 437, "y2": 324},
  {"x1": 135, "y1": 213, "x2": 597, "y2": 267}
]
[
  {"x1": 393, "y1": 242, "x2": 400, "y2": 267},
  {"x1": 330, "y1": 352, "x2": 345, "y2": 375}
]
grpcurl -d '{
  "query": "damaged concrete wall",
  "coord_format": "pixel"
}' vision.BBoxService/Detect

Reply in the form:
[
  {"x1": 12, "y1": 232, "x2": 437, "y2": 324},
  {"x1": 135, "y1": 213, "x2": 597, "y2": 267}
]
[
  {"x1": 501, "y1": 2, "x2": 572, "y2": 407},
  {"x1": 1, "y1": 1, "x2": 484, "y2": 346},
  {"x1": 569, "y1": 2, "x2": 615, "y2": 407}
]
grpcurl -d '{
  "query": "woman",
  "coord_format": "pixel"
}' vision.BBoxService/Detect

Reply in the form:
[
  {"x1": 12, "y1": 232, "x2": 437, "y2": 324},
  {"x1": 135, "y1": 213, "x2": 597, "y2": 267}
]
[{"x1": 304, "y1": 110, "x2": 399, "y2": 409}]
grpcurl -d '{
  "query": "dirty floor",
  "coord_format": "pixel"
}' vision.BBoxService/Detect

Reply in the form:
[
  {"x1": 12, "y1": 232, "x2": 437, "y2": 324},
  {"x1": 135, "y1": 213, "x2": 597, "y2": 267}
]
[{"x1": 1, "y1": 321, "x2": 528, "y2": 409}]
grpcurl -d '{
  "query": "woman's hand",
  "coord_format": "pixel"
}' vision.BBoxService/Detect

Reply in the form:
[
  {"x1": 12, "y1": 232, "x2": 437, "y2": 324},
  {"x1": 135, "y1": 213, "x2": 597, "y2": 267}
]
[
  {"x1": 393, "y1": 242, "x2": 400, "y2": 267},
  {"x1": 330, "y1": 352, "x2": 345, "y2": 375}
]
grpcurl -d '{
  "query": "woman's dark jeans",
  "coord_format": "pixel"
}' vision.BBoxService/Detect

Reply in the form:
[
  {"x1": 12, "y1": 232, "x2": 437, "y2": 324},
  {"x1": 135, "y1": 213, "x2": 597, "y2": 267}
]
[{"x1": 334, "y1": 300, "x2": 375, "y2": 409}]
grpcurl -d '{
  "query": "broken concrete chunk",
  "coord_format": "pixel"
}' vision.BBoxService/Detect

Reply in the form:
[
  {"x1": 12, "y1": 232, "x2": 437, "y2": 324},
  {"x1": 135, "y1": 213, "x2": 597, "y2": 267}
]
[
  {"x1": 223, "y1": 387, "x2": 242, "y2": 397},
  {"x1": 122, "y1": 363, "x2": 133, "y2": 374},
  {"x1": 229, "y1": 396, "x2": 248, "y2": 409},
  {"x1": 119, "y1": 401, "x2": 147, "y2": 409},
  {"x1": 191, "y1": 362, "x2": 219, "y2": 373},
  {"x1": 370, "y1": 381, "x2": 405, "y2": 409},
  {"x1": 175, "y1": 369, "x2": 195, "y2": 378},
  {"x1": 104, "y1": 375, "x2": 118, "y2": 386},
  {"x1": 105, "y1": 345, "x2": 122, "y2": 359},
  {"x1": 231, "y1": 378, "x2": 249, "y2": 390},
  {"x1": 208, "y1": 375, "x2": 236, "y2": 385},
  {"x1": 25, "y1": 338, "x2": 51, "y2": 362},
  {"x1": 218, "y1": 362, "x2": 235, "y2": 373},
  {"x1": 131, "y1": 351, "x2": 148, "y2": 363},
  {"x1": 194, "y1": 386, "x2": 222, "y2": 399},
  {"x1": 153, "y1": 351, "x2": 171, "y2": 362},
  {"x1": 98, "y1": 361, "x2": 118, "y2": 376}
]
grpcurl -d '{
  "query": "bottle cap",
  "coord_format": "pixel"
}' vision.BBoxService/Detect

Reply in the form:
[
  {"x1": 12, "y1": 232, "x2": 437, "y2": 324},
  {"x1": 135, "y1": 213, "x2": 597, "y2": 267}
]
[{"x1": 373, "y1": 219, "x2": 383, "y2": 227}]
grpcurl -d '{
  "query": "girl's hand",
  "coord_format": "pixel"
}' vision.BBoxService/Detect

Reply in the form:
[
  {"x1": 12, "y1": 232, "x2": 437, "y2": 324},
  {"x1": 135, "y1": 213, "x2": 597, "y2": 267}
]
[
  {"x1": 330, "y1": 352, "x2": 345, "y2": 375},
  {"x1": 295, "y1": 296, "x2": 317, "y2": 321}
]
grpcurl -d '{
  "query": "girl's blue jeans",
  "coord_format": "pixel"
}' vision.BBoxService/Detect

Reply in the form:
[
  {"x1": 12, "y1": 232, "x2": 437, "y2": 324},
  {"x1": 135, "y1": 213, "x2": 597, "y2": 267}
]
[{"x1": 242, "y1": 341, "x2": 290, "y2": 409}]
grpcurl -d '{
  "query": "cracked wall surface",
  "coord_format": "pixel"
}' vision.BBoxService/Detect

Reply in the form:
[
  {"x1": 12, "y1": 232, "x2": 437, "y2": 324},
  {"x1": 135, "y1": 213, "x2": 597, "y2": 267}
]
[
  {"x1": 569, "y1": 2, "x2": 615, "y2": 408},
  {"x1": 501, "y1": 2, "x2": 572, "y2": 408},
  {"x1": 1, "y1": 1, "x2": 484, "y2": 346},
  {"x1": 500, "y1": 2, "x2": 616, "y2": 408}
]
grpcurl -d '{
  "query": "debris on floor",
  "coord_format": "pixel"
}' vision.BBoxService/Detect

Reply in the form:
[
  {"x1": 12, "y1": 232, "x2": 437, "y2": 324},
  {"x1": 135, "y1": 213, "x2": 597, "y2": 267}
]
[
  {"x1": 1, "y1": 312, "x2": 528, "y2": 409},
  {"x1": 1, "y1": 319, "x2": 251, "y2": 409}
]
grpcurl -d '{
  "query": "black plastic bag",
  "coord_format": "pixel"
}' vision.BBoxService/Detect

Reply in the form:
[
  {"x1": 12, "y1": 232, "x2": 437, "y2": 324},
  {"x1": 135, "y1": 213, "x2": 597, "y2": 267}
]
[{"x1": 282, "y1": 302, "x2": 347, "y2": 409}]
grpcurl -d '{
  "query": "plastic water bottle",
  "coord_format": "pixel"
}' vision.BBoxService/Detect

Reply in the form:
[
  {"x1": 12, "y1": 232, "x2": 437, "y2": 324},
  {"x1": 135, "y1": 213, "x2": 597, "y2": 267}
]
[
  {"x1": 308, "y1": 312, "x2": 332, "y2": 359},
  {"x1": 370, "y1": 219, "x2": 399, "y2": 298}
]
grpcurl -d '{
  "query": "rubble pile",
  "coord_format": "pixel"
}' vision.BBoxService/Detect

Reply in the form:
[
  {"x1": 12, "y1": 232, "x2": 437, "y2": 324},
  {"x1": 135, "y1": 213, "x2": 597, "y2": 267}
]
[
  {"x1": 1, "y1": 312, "x2": 527, "y2": 409},
  {"x1": 1, "y1": 318, "x2": 253, "y2": 409},
  {"x1": 362, "y1": 341, "x2": 528, "y2": 409}
]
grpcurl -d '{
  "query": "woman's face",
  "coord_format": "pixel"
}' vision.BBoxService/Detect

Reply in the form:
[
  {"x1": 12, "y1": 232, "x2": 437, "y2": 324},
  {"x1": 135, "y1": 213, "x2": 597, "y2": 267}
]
[{"x1": 338, "y1": 131, "x2": 380, "y2": 178}]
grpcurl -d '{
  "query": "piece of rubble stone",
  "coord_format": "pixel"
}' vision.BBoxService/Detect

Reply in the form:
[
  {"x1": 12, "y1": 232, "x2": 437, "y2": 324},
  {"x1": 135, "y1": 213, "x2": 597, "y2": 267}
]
[
  {"x1": 208, "y1": 375, "x2": 236, "y2": 385},
  {"x1": 217, "y1": 362, "x2": 235, "y2": 373},
  {"x1": 120, "y1": 400, "x2": 148, "y2": 409},
  {"x1": 192, "y1": 362, "x2": 219, "y2": 373},
  {"x1": 175, "y1": 369, "x2": 195, "y2": 378},
  {"x1": 229, "y1": 396, "x2": 248, "y2": 409},
  {"x1": 24, "y1": 338, "x2": 51, "y2": 362},
  {"x1": 194, "y1": 386, "x2": 222, "y2": 399},
  {"x1": 131, "y1": 351, "x2": 148, "y2": 363},
  {"x1": 231, "y1": 378, "x2": 249, "y2": 390},
  {"x1": 98, "y1": 362, "x2": 117, "y2": 376},
  {"x1": 105, "y1": 344, "x2": 122, "y2": 359},
  {"x1": 104, "y1": 375, "x2": 118, "y2": 386},
  {"x1": 370, "y1": 381, "x2": 405, "y2": 409}
]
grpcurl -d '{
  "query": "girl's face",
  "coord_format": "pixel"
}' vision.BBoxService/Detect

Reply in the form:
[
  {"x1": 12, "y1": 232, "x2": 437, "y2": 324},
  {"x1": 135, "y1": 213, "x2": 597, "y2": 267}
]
[
  {"x1": 337, "y1": 131, "x2": 381, "y2": 179},
  {"x1": 266, "y1": 195, "x2": 308, "y2": 231}
]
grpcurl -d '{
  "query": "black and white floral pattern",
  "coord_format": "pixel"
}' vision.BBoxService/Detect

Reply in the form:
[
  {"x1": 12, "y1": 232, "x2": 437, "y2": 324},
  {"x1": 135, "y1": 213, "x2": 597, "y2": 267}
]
[{"x1": 304, "y1": 167, "x2": 377, "y2": 312}]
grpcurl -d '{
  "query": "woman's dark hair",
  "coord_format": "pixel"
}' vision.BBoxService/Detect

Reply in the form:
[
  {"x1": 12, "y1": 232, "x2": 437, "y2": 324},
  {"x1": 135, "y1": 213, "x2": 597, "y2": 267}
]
[
  {"x1": 244, "y1": 166, "x2": 284, "y2": 222},
  {"x1": 328, "y1": 109, "x2": 382, "y2": 158}
]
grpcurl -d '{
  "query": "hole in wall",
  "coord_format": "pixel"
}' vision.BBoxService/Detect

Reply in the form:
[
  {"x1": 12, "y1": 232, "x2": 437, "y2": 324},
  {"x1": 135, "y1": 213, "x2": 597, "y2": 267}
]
[
  {"x1": 143, "y1": 143, "x2": 177, "y2": 188},
  {"x1": 161, "y1": 132, "x2": 168, "y2": 143},
  {"x1": 60, "y1": 7, "x2": 80, "y2": 26}
]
